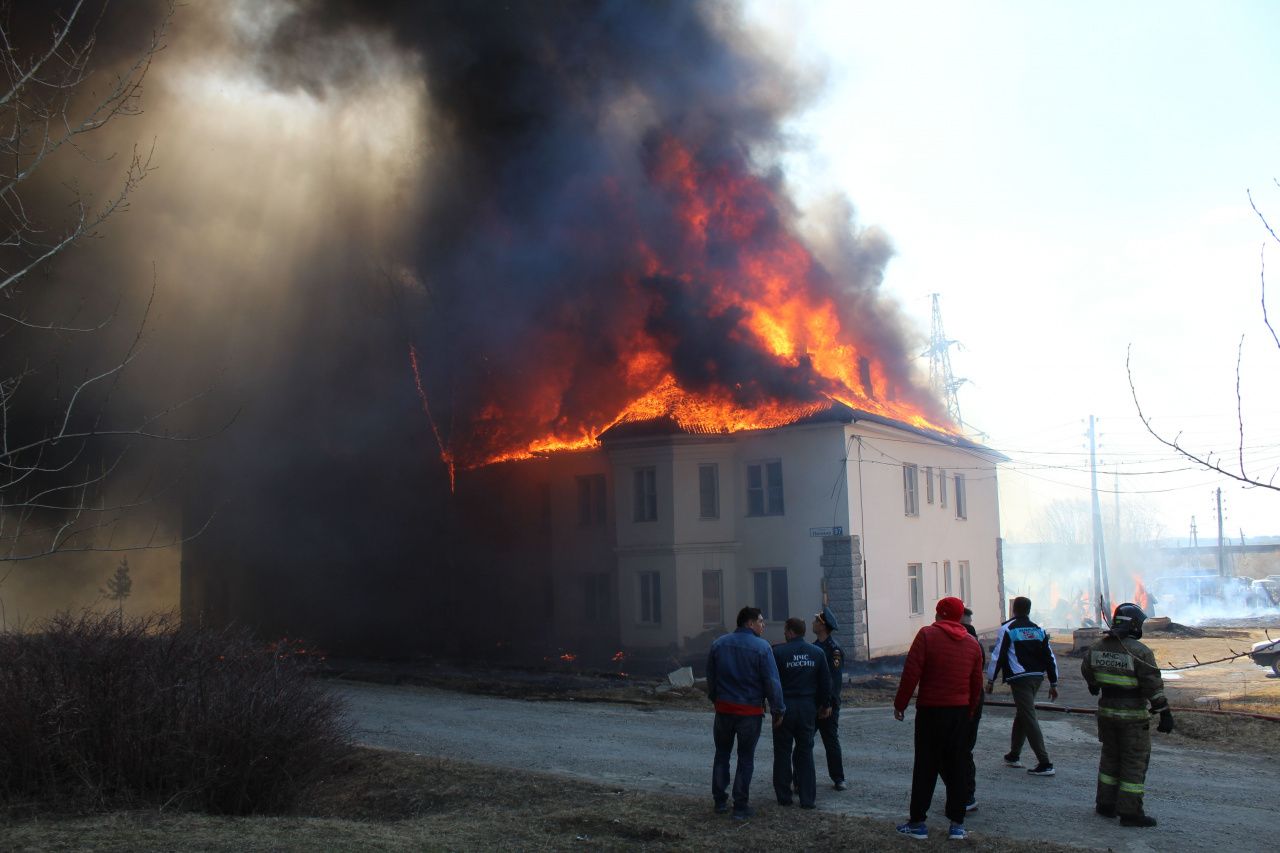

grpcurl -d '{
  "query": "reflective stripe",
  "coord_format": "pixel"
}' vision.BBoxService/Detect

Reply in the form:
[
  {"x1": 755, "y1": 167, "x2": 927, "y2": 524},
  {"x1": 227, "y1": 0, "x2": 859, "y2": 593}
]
[
  {"x1": 1098, "y1": 707, "x2": 1149, "y2": 720},
  {"x1": 1119, "y1": 781, "x2": 1144, "y2": 794},
  {"x1": 1098, "y1": 773, "x2": 1117, "y2": 786},
  {"x1": 1095, "y1": 672, "x2": 1139, "y2": 687}
]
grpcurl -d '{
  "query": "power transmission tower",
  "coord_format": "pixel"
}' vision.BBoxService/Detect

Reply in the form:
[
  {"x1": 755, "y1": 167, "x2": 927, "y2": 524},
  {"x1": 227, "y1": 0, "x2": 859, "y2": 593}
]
[{"x1": 924, "y1": 293, "x2": 967, "y2": 425}]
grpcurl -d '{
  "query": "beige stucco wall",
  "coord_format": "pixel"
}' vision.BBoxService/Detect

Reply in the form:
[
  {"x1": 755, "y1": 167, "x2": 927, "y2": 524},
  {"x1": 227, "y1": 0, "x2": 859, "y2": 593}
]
[{"x1": 843, "y1": 421, "x2": 1003, "y2": 656}]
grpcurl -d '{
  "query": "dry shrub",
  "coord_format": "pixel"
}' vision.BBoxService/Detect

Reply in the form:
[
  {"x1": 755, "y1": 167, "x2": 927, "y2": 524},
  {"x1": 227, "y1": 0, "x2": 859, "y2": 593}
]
[{"x1": 0, "y1": 611, "x2": 351, "y2": 815}]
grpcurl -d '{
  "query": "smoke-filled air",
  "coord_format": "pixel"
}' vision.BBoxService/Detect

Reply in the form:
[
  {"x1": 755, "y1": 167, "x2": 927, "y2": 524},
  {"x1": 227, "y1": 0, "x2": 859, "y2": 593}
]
[{"x1": 0, "y1": 0, "x2": 953, "y2": 632}]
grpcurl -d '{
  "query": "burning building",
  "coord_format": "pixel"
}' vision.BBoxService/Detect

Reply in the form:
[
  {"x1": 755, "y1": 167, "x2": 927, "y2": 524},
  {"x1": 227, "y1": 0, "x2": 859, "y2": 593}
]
[{"x1": 162, "y1": 2, "x2": 1007, "y2": 661}]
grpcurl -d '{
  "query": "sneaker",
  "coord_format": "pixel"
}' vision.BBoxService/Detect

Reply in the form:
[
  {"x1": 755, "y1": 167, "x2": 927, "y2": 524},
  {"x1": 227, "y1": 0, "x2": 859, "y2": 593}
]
[
  {"x1": 948, "y1": 823, "x2": 968, "y2": 840},
  {"x1": 965, "y1": 798, "x2": 978, "y2": 812},
  {"x1": 896, "y1": 821, "x2": 928, "y2": 840},
  {"x1": 833, "y1": 780, "x2": 848, "y2": 791},
  {"x1": 1119, "y1": 813, "x2": 1157, "y2": 827},
  {"x1": 714, "y1": 802, "x2": 729, "y2": 815},
  {"x1": 1027, "y1": 763, "x2": 1055, "y2": 776},
  {"x1": 1095, "y1": 804, "x2": 1116, "y2": 818},
  {"x1": 1002, "y1": 753, "x2": 1023, "y2": 768},
  {"x1": 731, "y1": 806, "x2": 754, "y2": 821}
]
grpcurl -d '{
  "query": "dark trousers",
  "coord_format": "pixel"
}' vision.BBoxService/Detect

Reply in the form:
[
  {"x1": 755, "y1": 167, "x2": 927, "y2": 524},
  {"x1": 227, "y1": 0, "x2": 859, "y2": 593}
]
[
  {"x1": 1008, "y1": 676, "x2": 1049, "y2": 764},
  {"x1": 1095, "y1": 717, "x2": 1151, "y2": 816},
  {"x1": 909, "y1": 706, "x2": 970, "y2": 825},
  {"x1": 816, "y1": 703, "x2": 844, "y2": 783},
  {"x1": 773, "y1": 699, "x2": 817, "y2": 807},
  {"x1": 712, "y1": 712, "x2": 763, "y2": 809},
  {"x1": 964, "y1": 695, "x2": 984, "y2": 803}
]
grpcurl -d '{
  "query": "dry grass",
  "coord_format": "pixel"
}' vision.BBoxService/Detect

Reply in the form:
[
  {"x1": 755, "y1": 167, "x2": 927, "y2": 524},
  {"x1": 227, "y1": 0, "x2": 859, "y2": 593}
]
[{"x1": 0, "y1": 748, "x2": 1095, "y2": 852}]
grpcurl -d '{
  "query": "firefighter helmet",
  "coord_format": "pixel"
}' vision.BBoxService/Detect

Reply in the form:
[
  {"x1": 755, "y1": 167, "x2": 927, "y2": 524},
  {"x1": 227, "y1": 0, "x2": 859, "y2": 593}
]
[{"x1": 1111, "y1": 602, "x2": 1147, "y2": 639}]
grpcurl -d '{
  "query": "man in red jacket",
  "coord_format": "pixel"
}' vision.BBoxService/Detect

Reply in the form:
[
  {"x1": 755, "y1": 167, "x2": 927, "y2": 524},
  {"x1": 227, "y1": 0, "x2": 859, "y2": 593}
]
[{"x1": 892, "y1": 596, "x2": 984, "y2": 841}]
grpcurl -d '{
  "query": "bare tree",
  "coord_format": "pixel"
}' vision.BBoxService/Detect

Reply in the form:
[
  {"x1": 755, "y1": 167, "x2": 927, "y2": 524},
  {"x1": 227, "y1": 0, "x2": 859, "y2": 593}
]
[
  {"x1": 1128, "y1": 185, "x2": 1280, "y2": 493},
  {"x1": 0, "y1": 1, "x2": 200, "y2": 567}
]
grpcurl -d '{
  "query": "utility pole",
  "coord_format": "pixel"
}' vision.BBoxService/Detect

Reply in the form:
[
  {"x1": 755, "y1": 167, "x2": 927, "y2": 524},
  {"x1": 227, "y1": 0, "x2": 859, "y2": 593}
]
[
  {"x1": 1216, "y1": 487, "x2": 1227, "y2": 576},
  {"x1": 924, "y1": 293, "x2": 967, "y2": 426},
  {"x1": 1088, "y1": 416, "x2": 1112, "y2": 623}
]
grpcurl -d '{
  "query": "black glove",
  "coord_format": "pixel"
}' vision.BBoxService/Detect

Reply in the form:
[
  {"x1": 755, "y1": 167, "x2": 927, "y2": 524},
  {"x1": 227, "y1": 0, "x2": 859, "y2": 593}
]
[
  {"x1": 1156, "y1": 709, "x2": 1174, "y2": 733},
  {"x1": 1088, "y1": 684, "x2": 1100, "y2": 696}
]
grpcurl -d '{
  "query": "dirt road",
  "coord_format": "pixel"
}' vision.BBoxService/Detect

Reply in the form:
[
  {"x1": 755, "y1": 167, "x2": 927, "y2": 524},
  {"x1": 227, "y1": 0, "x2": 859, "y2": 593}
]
[{"x1": 330, "y1": 680, "x2": 1273, "y2": 852}]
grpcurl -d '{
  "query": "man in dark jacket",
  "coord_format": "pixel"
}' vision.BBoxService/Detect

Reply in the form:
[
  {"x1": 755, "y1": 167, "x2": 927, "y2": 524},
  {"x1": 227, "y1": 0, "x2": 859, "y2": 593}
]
[
  {"x1": 986, "y1": 596, "x2": 1059, "y2": 776},
  {"x1": 771, "y1": 617, "x2": 832, "y2": 809},
  {"x1": 1081, "y1": 603, "x2": 1173, "y2": 827},
  {"x1": 811, "y1": 606, "x2": 846, "y2": 790},
  {"x1": 706, "y1": 606, "x2": 786, "y2": 820},
  {"x1": 893, "y1": 596, "x2": 984, "y2": 841}
]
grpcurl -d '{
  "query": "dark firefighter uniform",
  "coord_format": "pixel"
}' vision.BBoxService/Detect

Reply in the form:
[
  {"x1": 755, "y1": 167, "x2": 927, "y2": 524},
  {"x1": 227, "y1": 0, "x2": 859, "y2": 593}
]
[
  {"x1": 1080, "y1": 605, "x2": 1172, "y2": 826},
  {"x1": 814, "y1": 607, "x2": 845, "y2": 788},
  {"x1": 772, "y1": 633, "x2": 831, "y2": 808}
]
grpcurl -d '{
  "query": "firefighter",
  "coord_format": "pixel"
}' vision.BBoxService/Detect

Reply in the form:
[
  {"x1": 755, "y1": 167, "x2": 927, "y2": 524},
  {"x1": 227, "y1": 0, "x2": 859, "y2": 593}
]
[
  {"x1": 812, "y1": 606, "x2": 846, "y2": 790},
  {"x1": 771, "y1": 617, "x2": 832, "y2": 809},
  {"x1": 1080, "y1": 602, "x2": 1175, "y2": 827}
]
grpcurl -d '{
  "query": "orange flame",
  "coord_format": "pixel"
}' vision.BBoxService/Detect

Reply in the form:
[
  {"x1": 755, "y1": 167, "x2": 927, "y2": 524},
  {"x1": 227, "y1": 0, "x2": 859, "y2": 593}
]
[
  {"x1": 415, "y1": 135, "x2": 952, "y2": 470},
  {"x1": 1132, "y1": 575, "x2": 1151, "y2": 612}
]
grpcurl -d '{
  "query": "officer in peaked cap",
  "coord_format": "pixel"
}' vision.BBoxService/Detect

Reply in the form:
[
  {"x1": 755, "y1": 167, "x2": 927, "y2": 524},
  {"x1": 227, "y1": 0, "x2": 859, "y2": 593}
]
[{"x1": 811, "y1": 606, "x2": 847, "y2": 790}]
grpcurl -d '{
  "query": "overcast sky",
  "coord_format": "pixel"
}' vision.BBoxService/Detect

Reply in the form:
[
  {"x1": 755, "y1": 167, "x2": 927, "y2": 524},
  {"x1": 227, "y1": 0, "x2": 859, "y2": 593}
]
[{"x1": 745, "y1": 0, "x2": 1280, "y2": 542}]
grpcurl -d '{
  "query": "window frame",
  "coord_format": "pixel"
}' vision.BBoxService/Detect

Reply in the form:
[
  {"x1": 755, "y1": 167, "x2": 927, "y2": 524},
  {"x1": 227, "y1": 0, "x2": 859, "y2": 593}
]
[
  {"x1": 698, "y1": 463, "x2": 720, "y2": 519},
  {"x1": 751, "y1": 567, "x2": 790, "y2": 621},
  {"x1": 637, "y1": 570, "x2": 662, "y2": 624},
  {"x1": 954, "y1": 473, "x2": 967, "y2": 520},
  {"x1": 925, "y1": 465, "x2": 935, "y2": 504},
  {"x1": 633, "y1": 466, "x2": 657, "y2": 523},
  {"x1": 701, "y1": 569, "x2": 723, "y2": 628},
  {"x1": 746, "y1": 460, "x2": 785, "y2": 517},
  {"x1": 907, "y1": 563, "x2": 923, "y2": 616},
  {"x1": 939, "y1": 468, "x2": 948, "y2": 508},
  {"x1": 576, "y1": 473, "x2": 607, "y2": 527},
  {"x1": 944, "y1": 559, "x2": 953, "y2": 597},
  {"x1": 959, "y1": 560, "x2": 971, "y2": 604},
  {"x1": 903, "y1": 463, "x2": 919, "y2": 516}
]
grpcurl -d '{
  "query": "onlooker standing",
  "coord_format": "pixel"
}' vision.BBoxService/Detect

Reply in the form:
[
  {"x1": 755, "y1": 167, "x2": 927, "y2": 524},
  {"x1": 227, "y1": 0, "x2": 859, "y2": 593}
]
[
  {"x1": 986, "y1": 596, "x2": 1059, "y2": 776},
  {"x1": 811, "y1": 606, "x2": 846, "y2": 790},
  {"x1": 1081, "y1": 603, "x2": 1173, "y2": 827},
  {"x1": 893, "y1": 596, "x2": 984, "y2": 841},
  {"x1": 771, "y1": 617, "x2": 831, "y2": 809},
  {"x1": 706, "y1": 606, "x2": 786, "y2": 820},
  {"x1": 960, "y1": 607, "x2": 985, "y2": 812}
]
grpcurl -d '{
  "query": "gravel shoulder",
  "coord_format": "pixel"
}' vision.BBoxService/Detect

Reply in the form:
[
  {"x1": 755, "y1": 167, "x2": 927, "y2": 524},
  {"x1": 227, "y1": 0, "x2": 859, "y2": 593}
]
[{"x1": 331, "y1": 679, "x2": 1275, "y2": 853}]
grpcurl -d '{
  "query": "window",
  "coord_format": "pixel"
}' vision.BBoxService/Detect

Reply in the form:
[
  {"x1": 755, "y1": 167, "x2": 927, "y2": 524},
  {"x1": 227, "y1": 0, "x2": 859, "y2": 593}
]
[
  {"x1": 698, "y1": 464, "x2": 719, "y2": 519},
  {"x1": 633, "y1": 467, "x2": 657, "y2": 522},
  {"x1": 752, "y1": 568, "x2": 789, "y2": 621},
  {"x1": 939, "y1": 468, "x2": 948, "y2": 508},
  {"x1": 959, "y1": 560, "x2": 971, "y2": 603},
  {"x1": 925, "y1": 466, "x2": 934, "y2": 504},
  {"x1": 702, "y1": 570, "x2": 723, "y2": 627},
  {"x1": 944, "y1": 560, "x2": 953, "y2": 596},
  {"x1": 576, "y1": 474, "x2": 606, "y2": 526},
  {"x1": 903, "y1": 463, "x2": 919, "y2": 516},
  {"x1": 746, "y1": 461, "x2": 785, "y2": 516},
  {"x1": 954, "y1": 473, "x2": 967, "y2": 519},
  {"x1": 907, "y1": 563, "x2": 923, "y2": 615},
  {"x1": 584, "y1": 573, "x2": 613, "y2": 622},
  {"x1": 931, "y1": 561, "x2": 940, "y2": 598},
  {"x1": 638, "y1": 571, "x2": 662, "y2": 624}
]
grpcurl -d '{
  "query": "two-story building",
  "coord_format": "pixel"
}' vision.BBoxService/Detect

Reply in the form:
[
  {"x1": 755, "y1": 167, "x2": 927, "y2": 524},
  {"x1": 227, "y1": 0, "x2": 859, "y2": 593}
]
[{"x1": 543, "y1": 403, "x2": 1005, "y2": 660}]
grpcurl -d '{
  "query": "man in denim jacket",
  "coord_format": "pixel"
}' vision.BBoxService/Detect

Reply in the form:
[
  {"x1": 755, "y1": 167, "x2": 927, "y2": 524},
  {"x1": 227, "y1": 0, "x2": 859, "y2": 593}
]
[{"x1": 706, "y1": 606, "x2": 786, "y2": 820}]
